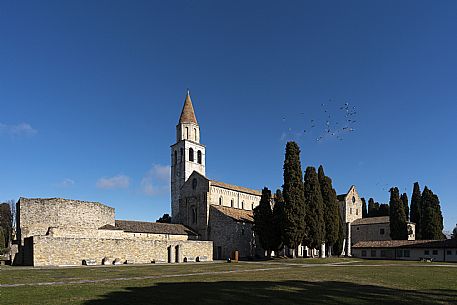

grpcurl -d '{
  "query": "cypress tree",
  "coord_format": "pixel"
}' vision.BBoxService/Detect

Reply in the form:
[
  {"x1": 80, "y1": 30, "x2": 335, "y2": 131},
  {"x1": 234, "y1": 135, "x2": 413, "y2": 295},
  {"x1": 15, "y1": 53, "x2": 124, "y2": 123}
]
[
  {"x1": 0, "y1": 203, "x2": 12, "y2": 247},
  {"x1": 282, "y1": 142, "x2": 306, "y2": 257},
  {"x1": 420, "y1": 187, "x2": 444, "y2": 240},
  {"x1": 361, "y1": 197, "x2": 368, "y2": 218},
  {"x1": 410, "y1": 182, "x2": 422, "y2": 239},
  {"x1": 318, "y1": 165, "x2": 340, "y2": 257},
  {"x1": 303, "y1": 166, "x2": 325, "y2": 254},
  {"x1": 389, "y1": 187, "x2": 408, "y2": 240},
  {"x1": 378, "y1": 203, "x2": 390, "y2": 217},
  {"x1": 452, "y1": 224, "x2": 457, "y2": 240},
  {"x1": 367, "y1": 198, "x2": 378, "y2": 217},
  {"x1": 0, "y1": 228, "x2": 5, "y2": 250},
  {"x1": 401, "y1": 193, "x2": 409, "y2": 221},
  {"x1": 253, "y1": 187, "x2": 274, "y2": 257},
  {"x1": 333, "y1": 214, "x2": 344, "y2": 256},
  {"x1": 272, "y1": 189, "x2": 285, "y2": 255}
]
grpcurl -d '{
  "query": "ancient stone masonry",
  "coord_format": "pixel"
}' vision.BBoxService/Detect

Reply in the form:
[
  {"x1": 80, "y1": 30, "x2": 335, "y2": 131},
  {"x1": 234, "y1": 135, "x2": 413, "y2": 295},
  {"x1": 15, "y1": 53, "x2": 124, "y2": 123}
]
[
  {"x1": 14, "y1": 197, "x2": 213, "y2": 266},
  {"x1": 16, "y1": 197, "x2": 115, "y2": 245},
  {"x1": 31, "y1": 236, "x2": 212, "y2": 267}
]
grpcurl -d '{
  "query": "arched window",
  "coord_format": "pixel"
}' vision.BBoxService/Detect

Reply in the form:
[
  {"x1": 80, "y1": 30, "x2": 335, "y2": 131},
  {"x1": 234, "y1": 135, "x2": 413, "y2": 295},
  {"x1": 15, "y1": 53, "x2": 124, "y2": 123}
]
[
  {"x1": 251, "y1": 203, "x2": 254, "y2": 210},
  {"x1": 197, "y1": 150, "x2": 202, "y2": 164},
  {"x1": 174, "y1": 151, "x2": 177, "y2": 165},
  {"x1": 189, "y1": 148, "x2": 194, "y2": 162},
  {"x1": 219, "y1": 196, "x2": 222, "y2": 205},
  {"x1": 241, "y1": 201, "x2": 244, "y2": 209},
  {"x1": 185, "y1": 127, "x2": 189, "y2": 139},
  {"x1": 194, "y1": 128, "x2": 197, "y2": 141},
  {"x1": 180, "y1": 148, "x2": 184, "y2": 162},
  {"x1": 231, "y1": 199, "x2": 234, "y2": 208}
]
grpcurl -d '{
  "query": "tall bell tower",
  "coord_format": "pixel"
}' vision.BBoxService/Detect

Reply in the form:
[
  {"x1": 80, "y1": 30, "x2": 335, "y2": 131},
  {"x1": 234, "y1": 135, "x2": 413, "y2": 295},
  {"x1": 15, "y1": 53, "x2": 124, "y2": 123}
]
[{"x1": 170, "y1": 90, "x2": 206, "y2": 223}]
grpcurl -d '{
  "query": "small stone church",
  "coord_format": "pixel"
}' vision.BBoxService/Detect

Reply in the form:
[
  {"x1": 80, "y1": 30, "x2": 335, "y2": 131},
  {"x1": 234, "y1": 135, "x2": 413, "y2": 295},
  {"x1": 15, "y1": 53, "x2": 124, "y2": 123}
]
[{"x1": 171, "y1": 91, "x2": 262, "y2": 259}]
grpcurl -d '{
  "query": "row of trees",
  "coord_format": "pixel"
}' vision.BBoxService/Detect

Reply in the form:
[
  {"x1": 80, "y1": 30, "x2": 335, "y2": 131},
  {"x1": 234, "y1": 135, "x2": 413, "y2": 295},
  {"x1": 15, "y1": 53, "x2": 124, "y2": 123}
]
[
  {"x1": 410, "y1": 182, "x2": 444, "y2": 240},
  {"x1": 362, "y1": 182, "x2": 444, "y2": 240},
  {"x1": 362, "y1": 198, "x2": 390, "y2": 218},
  {"x1": 253, "y1": 141, "x2": 447, "y2": 256},
  {"x1": 360, "y1": 182, "x2": 444, "y2": 241},
  {"x1": 253, "y1": 142, "x2": 343, "y2": 257}
]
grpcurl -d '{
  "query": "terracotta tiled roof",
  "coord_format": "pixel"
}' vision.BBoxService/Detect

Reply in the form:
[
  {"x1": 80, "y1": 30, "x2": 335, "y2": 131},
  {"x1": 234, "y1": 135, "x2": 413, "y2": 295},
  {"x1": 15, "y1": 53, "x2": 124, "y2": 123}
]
[
  {"x1": 210, "y1": 180, "x2": 261, "y2": 196},
  {"x1": 100, "y1": 220, "x2": 198, "y2": 236},
  {"x1": 352, "y1": 216, "x2": 390, "y2": 225},
  {"x1": 353, "y1": 239, "x2": 456, "y2": 249},
  {"x1": 179, "y1": 92, "x2": 198, "y2": 124},
  {"x1": 211, "y1": 205, "x2": 254, "y2": 223}
]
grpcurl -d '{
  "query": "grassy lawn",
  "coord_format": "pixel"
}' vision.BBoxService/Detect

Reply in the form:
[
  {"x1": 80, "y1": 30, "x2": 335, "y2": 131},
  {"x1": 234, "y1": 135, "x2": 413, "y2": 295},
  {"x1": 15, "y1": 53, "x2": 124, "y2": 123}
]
[{"x1": 1, "y1": 259, "x2": 456, "y2": 305}]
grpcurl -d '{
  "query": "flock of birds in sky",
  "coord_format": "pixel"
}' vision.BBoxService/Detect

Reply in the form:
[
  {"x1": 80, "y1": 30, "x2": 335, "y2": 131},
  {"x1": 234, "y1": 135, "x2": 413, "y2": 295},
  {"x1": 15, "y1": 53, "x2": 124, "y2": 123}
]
[{"x1": 281, "y1": 99, "x2": 358, "y2": 143}]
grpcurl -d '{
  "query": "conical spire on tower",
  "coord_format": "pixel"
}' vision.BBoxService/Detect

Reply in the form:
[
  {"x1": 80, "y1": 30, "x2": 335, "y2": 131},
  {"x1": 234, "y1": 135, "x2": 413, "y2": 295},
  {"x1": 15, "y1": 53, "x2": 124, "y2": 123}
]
[{"x1": 179, "y1": 90, "x2": 198, "y2": 125}]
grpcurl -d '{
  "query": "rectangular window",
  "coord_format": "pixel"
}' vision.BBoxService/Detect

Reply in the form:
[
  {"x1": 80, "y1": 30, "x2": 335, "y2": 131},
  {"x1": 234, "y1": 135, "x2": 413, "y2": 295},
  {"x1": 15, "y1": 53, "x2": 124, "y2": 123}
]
[
  {"x1": 447, "y1": 250, "x2": 452, "y2": 255},
  {"x1": 356, "y1": 209, "x2": 359, "y2": 215},
  {"x1": 432, "y1": 250, "x2": 438, "y2": 255},
  {"x1": 380, "y1": 250, "x2": 387, "y2": 257},
  {"x1": 424, "y1": 250, "x2": 430, "y2": 255},
  {"x1": 380, "y1": 228, "x2": 385, "y2": 235},
  {"x1": 404, "y1": 250, "x2": 410, "y2": 257},
  {"x1": 350, "y1": 208, "x2": 352, "y2": 214},
  {"x1": 397, "y1": 250, "x2": 403, "y2": 258},
  {"x1": 371, "y1": 250, "x2": 376, "y2": 257},
  {"x1": 361, "y1": 250, "x2": 367, "y2": 257}
]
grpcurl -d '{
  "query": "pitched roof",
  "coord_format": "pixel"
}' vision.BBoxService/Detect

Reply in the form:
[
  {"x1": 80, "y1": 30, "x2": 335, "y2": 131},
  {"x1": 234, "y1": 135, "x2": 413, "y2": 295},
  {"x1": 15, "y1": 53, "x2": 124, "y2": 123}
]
[
  {"x1": 337, "y1": 194, "x2": 346, "y2": 201},
  {"x1": 179, "y1": 91, "x2": 198, "y2": 124},
  {"x1": 352, "y1": 216, "x2": 390, "y2": 225},
  {"x1": 337, "y1": 185, "x2": 356, "y2": 201},
  {"x1": 353, "y1": 239, "x2": 457, "y2": 249},
  {"x1": 210, "y1": 180, "x2": 261, "y2": 196},
  {"x1": 211, "y1": 205, "x2": 254, "y2": 223},
  {"x1": 100, "y1": 220, "x2": 198, "y2": 236}
]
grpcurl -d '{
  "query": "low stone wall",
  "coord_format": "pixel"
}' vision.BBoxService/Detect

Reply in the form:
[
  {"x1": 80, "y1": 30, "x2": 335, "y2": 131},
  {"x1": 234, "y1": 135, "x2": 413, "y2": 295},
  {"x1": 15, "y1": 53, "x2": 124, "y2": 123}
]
[{"x1": 31, "y1": 236, "x2": 212, "y2": 266}]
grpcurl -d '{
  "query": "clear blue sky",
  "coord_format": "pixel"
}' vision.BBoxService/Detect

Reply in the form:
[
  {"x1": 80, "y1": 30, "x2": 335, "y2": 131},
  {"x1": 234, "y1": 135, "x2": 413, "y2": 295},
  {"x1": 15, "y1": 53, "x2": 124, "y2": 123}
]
[{"x1": 1, "y1": 1, "x2": 456, "y2": 231}]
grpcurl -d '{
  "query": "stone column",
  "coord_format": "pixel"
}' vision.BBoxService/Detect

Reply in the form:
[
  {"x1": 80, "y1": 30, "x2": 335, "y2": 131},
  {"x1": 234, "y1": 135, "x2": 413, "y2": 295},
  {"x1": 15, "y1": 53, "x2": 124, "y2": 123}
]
[
  {"x1": 320, "y1": 243, "x2": 326, "y2": 258},
  {"x1": 345, "y1": 222, "x2": 352, "y2": 257},
  {"x1": 175, "y1": 245, "x2": 181, "y2": 263}
]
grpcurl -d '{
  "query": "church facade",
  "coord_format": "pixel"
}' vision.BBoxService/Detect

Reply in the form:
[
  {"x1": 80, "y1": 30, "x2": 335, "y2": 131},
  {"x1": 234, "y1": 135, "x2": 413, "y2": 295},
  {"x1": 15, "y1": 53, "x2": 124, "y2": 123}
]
[{"x1": 171, "y1": 92, "x2": 262, "y2": 259}]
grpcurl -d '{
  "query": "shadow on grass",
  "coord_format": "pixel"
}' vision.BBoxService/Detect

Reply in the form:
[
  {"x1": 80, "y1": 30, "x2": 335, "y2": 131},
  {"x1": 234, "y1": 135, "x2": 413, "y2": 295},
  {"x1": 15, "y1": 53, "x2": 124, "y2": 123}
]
[{"x1": 83, "y1": 280, "x2": 457, "y2": 305}]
